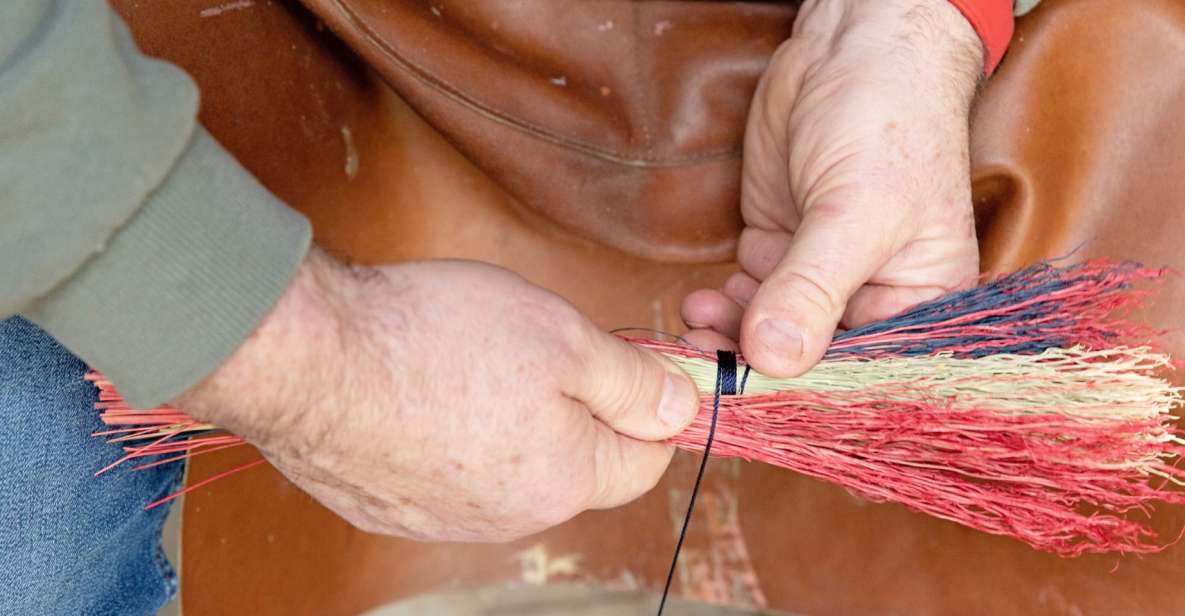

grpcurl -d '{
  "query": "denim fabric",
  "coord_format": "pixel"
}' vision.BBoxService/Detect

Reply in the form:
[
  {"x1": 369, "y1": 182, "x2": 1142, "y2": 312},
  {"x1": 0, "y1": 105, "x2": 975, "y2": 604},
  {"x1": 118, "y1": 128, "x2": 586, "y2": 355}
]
[{"x1": 0, "y1": 317, "x2": 184, "y2": 615}]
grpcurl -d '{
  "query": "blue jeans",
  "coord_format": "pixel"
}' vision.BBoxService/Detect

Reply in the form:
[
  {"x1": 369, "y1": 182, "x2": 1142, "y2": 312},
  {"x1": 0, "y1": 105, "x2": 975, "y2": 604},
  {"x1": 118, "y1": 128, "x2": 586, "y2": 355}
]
[{"x1": 0, "y1": 317, "x2": 184, "y2": 615}]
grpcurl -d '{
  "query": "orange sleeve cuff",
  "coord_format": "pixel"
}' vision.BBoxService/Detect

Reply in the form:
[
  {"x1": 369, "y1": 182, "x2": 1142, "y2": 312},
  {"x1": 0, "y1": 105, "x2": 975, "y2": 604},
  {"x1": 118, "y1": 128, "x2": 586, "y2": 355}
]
[{"x1": 946, "y1": 0, "x2": 1015, "y2": 75}]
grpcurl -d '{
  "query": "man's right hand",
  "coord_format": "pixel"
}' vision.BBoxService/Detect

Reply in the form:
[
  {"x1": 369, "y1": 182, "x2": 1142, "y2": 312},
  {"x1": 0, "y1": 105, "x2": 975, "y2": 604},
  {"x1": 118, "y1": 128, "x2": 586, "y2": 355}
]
[{"x1": 172, "y1": 250, "x2": 699, "y2": 542}]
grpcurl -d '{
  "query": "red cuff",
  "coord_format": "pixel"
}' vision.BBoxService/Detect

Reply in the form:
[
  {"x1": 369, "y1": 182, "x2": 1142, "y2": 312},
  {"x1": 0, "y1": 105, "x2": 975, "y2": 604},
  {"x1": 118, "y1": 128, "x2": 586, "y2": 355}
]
[{"x1": 946, "y1": 0, "x2": 1015, "y2": 75}]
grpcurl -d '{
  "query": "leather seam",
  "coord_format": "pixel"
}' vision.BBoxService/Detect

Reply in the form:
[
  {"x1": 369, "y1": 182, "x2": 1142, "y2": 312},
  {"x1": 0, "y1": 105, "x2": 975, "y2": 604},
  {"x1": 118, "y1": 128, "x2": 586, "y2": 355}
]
[{"x1": 327, "y1": 0, "x2": 744, "y2": 168}]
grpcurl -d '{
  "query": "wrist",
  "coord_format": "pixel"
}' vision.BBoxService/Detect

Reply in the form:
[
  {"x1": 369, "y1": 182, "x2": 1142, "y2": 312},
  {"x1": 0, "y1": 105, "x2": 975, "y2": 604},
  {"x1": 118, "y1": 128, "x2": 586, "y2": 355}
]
[
  {"x1": 796, "y1": 0, "x2": 983, "y2": 102},
  {"x1": 900, "y1": 0, "x2": 987, "y2": 98},
  {"x1": 172, "y1": 247, "x2": 355, "y2": 443},
  {"x1": 943, "y1": 0, "x2": 1014, "y2": 74},
  {"x1": 867, "y1": 0, "x2": 984, "y2": 74}
]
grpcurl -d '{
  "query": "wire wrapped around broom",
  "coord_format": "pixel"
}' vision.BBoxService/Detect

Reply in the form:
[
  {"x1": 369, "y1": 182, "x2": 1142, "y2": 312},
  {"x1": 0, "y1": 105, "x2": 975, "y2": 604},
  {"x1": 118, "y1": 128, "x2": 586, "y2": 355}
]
[{"x1": 88, "y1": 259, "x2": 1185, "y2": 556}]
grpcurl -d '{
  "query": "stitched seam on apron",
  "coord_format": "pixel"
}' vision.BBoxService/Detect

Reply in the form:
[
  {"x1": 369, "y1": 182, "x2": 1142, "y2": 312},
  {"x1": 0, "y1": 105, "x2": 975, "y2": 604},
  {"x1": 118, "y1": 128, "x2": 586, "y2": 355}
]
[{"x1": 328, "y1": 0, "x2": 744, "y2": 168}]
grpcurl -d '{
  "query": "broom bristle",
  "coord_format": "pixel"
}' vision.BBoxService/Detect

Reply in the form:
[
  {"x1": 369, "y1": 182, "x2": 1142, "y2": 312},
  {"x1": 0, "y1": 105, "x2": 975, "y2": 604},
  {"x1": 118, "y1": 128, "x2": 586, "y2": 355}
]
[
  {"x1": 827, "y1": 259, "x2": 1168, "y2": 359},
  {"x1": 87, "y1": 259, "x2": 1185, "y2": 556},
  {"x1": 642, "y1": 342, "x2": 1185, "y2": 556}
]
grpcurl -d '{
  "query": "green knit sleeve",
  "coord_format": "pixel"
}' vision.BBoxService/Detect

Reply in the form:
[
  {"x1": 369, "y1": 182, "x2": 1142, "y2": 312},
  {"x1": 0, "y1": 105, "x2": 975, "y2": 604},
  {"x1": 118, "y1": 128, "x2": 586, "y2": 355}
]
[
  {"x1": 1015, "y1": 0, "x2": 1042, "y2": 16},
  {"x1": 2, "y1": 1, "x2": 311, "y2": 407}
]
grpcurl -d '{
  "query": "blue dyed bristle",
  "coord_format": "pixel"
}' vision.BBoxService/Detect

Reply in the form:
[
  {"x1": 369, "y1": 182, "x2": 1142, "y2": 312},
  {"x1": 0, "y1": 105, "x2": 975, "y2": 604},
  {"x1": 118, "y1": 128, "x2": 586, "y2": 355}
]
[{"x1": 827, "y1": 261, "x2": 1147, "y2": 359}]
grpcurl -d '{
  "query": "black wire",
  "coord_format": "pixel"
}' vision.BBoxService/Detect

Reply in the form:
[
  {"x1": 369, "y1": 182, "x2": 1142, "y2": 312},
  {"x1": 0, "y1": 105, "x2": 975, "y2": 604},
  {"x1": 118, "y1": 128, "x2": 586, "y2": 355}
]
[
  {"x1": 657, "y1": 351, "x2": 746, "y2": 615},
  {"x1": 608, "y1": 327, "x2": 706, "y2": 354}
]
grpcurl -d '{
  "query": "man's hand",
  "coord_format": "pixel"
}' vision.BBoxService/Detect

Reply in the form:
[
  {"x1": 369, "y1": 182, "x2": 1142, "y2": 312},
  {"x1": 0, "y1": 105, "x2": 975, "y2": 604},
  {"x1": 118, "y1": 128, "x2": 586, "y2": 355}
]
[
  {"x1": 682, "y1": 0, "x2": 983, "y2": 376},
  {"x1": 174, "y1": 249, "x2": 699, "y2": 542}
]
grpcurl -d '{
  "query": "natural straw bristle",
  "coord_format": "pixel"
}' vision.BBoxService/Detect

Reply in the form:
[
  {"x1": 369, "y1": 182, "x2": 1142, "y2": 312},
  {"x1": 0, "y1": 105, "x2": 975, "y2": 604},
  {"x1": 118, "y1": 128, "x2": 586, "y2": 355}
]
[{"x1": 87, "y1": 259, "x2": 1185, "y2": 555}]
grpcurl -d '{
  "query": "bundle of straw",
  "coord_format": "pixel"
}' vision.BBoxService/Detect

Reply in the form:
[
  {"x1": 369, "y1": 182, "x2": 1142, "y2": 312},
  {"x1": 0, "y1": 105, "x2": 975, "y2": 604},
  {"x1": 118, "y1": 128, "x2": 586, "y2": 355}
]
[{"x1": 89, "y1": 260, "x2": 1185, "y2": 556}]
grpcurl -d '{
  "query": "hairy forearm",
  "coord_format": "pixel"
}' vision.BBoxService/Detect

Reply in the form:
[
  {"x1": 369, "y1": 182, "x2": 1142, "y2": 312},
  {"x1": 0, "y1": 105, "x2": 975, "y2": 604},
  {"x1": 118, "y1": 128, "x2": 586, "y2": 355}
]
[{"x1": 794, "y1": 0, "x2": 984, "y2": 105}]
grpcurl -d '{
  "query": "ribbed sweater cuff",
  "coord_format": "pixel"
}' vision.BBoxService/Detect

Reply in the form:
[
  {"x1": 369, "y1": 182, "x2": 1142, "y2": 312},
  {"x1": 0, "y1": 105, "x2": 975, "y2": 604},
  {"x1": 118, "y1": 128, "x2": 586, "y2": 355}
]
[{"x1": 25, "y1": 129, "x2": 311, "y2": 408}]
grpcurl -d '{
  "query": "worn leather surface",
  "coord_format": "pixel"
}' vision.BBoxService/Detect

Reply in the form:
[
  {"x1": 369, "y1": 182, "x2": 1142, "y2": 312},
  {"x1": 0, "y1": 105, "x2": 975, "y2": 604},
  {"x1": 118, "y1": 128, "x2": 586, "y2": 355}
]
[
  {"x1": 298, "y1": 0, "x2": 796, "y2": 263},
  {"x1": 109, "y1": 0, "x2": 1185, "y2": 614}
]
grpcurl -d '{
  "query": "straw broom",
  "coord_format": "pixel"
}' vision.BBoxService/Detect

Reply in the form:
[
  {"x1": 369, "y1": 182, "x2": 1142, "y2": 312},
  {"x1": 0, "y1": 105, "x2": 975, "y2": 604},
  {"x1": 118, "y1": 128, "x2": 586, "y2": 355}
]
[{"x1": 88, "y1": 259, "x2": 1185, "y2": 556}]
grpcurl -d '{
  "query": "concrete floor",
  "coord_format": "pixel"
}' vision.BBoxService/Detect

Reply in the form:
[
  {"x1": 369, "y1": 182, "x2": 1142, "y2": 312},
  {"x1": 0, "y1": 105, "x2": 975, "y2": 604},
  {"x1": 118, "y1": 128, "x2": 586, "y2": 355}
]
[{"x1": 364, "y1": 583, "x2": 788, "y2": 616}]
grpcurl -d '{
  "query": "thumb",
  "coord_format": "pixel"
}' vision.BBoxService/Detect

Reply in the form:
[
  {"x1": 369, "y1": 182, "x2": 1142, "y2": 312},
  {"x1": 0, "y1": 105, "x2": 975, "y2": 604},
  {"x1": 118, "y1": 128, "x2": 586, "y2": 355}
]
[
  {"x1": 741, "y1": 204, "x2": 896, "y2": 377},
  {"x1": 569, "y1": 332, "x2": 701, "y2": 442}
]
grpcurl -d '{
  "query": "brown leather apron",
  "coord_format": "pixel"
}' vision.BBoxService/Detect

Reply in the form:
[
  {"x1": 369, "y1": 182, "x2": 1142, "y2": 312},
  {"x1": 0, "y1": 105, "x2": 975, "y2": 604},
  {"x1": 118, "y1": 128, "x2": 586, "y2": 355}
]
[{"x1": 111, "y1": 1, "x2": 1185, "y2": 613}]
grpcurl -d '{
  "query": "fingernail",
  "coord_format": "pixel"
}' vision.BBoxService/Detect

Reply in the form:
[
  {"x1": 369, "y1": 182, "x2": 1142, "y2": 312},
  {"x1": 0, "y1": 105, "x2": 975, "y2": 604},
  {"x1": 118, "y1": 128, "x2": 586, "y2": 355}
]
[
  {"x1": 658, "y1": 372, "x2": 698, "y2": 428},
  {"x1": 756, "y1": 318, "x2": 804, "y2": 361}
]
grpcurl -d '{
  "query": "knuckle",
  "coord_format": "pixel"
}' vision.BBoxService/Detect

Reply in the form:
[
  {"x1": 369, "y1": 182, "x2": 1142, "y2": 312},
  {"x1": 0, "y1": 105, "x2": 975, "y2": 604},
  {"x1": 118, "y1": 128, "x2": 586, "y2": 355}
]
[
  {"x1": 776, "y1": 266, "x2": 845, "y2": 320},
  {"x1": 515, "y1": 483, "x2": 581, "y2": 531},
  {"x1": 495, "y1": 527, "x2": 536, "y2": 543},
  {"x1": 633, "y1": 460, "x2": 666, "y2": 495},
  {"x1": 597, "y1": 346, "x2": 660, "y2": 424},
  {"x1": 342, "y1": 511, "x2": 385, "y2": 536},
  {"x1": 512, "y1": 296, "x2": 589, "y2": 377},
  {"x1": 549, "y1": 301, "x2": 588, "y2": 337},
  {"x1": 535, "y1": 501, "x2": 578, "y2": 529},
  {"x1": 547, "y1": 304, "x2": 595, "y2": 363}
]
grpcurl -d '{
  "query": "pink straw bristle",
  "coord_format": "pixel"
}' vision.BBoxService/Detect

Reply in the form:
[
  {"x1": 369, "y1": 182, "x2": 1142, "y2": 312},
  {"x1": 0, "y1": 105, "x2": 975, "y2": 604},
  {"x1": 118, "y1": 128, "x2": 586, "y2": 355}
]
[
  {"x1": 141, "y1": 458, "x2": 267, "y2": 511},
  {"x1": 87, "y1": 259, "x2": 1185, "y2": 555},
  {"x1": 87, "y1": 374, "x2": 262, "y2": 511},
  {"x1": 94, "y1": 428, "x2": 187, "y2": 477},
  {"x1": 665, "y1": 393, "x2": 1185, "y2": 556},
  {"x1": 87, "y1": 375, "x2": 252, "y2": 475},
  {"x1": 130, "y1": 442, "x2": 248, "y2": 472}
]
